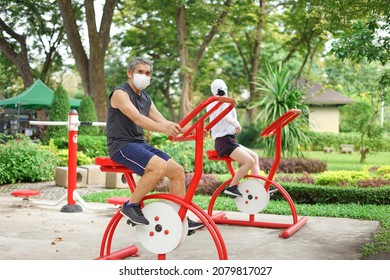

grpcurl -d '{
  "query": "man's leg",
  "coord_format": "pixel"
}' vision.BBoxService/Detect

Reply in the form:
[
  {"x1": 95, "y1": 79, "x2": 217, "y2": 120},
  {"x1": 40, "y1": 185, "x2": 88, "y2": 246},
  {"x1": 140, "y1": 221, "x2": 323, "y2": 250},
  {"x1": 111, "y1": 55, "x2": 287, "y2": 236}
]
[
  {"x1": 128, "y1": 155, "x2": 167, "y2": 204},
  {"x1": 121, "y1": 156, "x2": 167, "y2": 225},
  {"x1": 165, "y1": 159, "x2": 204, "y2": 231},
  {"x1": 165, "y1": 159, "x2": 185, "y2": 197}
]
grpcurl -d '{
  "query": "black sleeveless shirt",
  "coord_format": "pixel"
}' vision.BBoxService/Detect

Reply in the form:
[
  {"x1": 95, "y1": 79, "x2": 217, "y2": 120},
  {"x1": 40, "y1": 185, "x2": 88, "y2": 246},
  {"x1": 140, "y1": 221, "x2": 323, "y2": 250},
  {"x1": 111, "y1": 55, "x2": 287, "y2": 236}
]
[{"x1": 106, "y1": 82, "x2": 152, "y2": 157}]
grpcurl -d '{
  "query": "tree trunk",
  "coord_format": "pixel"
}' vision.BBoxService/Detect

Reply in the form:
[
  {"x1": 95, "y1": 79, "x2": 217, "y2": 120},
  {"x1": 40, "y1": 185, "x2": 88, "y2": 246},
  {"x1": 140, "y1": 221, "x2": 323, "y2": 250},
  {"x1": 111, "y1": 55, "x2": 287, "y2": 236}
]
[
  {"x1": 247, "y1": 0, "x2": 267, "y2": 122},
  {"x1": 0, "y1": 18, "x2": 34, "y2": 87},
  {"x1": 176, "y1": 1, "x2": 232, "y2": 120},
  {"x1": 162, "y1": 71, "x2": 178, "y2": 122},
  {"x1": 58, "y1": 0, "x2": 116, "y2": 121},
  {"x1": 360, "y1": 147, "x2": 369, "y2": 164}
]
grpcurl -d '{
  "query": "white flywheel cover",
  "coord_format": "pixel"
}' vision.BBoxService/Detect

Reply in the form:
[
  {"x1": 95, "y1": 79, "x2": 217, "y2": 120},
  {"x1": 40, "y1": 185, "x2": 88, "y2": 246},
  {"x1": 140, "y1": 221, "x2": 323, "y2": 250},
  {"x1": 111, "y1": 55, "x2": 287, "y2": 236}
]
[
  {"x1": 162, "y1": 200, "x2": 189, "y2": 247},
  {"x1": 235, "y1": 179, "x2": 270, "y2": 214},
  {"x1": 136, "y1": 202, "x2": 184, "y2": 254}
]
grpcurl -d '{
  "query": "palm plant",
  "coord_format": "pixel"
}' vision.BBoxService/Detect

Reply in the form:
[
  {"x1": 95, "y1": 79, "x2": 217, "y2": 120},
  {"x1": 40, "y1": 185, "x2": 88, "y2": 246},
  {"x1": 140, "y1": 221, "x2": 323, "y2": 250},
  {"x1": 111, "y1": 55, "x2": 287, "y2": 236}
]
[{"x1": 249, "y1": 62, "x2": 311, "y2": 158}]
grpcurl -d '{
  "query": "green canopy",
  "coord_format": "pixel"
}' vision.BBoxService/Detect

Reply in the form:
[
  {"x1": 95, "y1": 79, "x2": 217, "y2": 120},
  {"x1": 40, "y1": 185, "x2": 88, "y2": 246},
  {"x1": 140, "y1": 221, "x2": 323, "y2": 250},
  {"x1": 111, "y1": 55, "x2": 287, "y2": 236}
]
[{"x1": 0, "y1": 79, "x2": 81, "y2": 109}]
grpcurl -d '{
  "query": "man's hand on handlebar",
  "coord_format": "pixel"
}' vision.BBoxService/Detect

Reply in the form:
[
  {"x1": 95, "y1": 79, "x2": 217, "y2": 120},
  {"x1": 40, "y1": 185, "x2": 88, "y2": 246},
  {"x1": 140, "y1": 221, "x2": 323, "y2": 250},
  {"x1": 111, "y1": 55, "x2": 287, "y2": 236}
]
[{"x1": 164, "y1": 122, "x2": 183, "y2": 137}]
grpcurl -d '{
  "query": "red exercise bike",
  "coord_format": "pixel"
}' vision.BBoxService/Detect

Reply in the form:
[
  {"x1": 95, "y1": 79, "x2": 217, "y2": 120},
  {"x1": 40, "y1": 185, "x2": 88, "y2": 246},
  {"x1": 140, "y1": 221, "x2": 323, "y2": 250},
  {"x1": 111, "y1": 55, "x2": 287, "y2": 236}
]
[
  {"x1": 206, "y1": 109, "x2": 307, "y2": 238},
  {"x1": 95, "y1": 97, "x2": 307, "y2": 260},
  {"x1": 95, "y1": 96, "x2": 236, "y2": 260}
]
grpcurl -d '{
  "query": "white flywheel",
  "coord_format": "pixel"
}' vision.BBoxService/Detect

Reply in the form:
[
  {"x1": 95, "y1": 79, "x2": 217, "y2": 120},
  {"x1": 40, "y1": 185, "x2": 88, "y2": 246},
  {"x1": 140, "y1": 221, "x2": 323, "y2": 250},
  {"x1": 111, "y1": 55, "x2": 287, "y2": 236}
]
[
  {"x1": 235, "y1": 179, "x2": 270, "y2": 214},
  {"x1": 136, "y1": 201, "x2": 186, "y2": 254}
]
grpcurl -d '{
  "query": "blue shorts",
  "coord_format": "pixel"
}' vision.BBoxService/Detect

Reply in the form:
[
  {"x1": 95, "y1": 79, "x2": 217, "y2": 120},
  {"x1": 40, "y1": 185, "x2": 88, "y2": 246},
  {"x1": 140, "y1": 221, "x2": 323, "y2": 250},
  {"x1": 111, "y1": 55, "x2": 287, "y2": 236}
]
[{"x1": 111, "y1": 142, "x2": 171, "y2": 176}]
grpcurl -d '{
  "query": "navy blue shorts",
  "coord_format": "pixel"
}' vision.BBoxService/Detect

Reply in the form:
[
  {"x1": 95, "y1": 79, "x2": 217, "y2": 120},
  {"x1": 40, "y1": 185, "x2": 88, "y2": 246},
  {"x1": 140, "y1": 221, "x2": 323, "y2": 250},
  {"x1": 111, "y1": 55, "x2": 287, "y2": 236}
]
[
  {"x1": 111, "y1": 142, "x2": 171, "y2": 176},
  {"x1": 214, "y1": 134, "x2": 239, "y2": 157}
]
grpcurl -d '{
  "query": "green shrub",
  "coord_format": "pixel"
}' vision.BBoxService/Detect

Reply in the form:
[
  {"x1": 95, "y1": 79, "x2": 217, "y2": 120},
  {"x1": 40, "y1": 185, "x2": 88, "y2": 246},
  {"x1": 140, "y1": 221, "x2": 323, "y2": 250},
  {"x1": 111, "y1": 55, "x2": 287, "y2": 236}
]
[
  {"x1": 0, "y1": 136, "x2": 59, "y2": 184},
  {"x1": 55, "y1": 149, "x2": 94, "y2": 166},
  {"x1": 78, "y1": 96, "x2": 100, "y2": 136},
  {"x1": 45, "y1": 85, "x2": 70, "y2": 144},
  {"x1": 274, "y1": 182, "x2": 390, "y2": 205},
  {"x1": 236, "y1": 122, "x2": 262, "y2": 149},
  {"x1": 316, "y1": 170, "x2": 371, "y2": 186},
  {"x1": 52, "y1": 135, "x2": 108, "y2": 158},
  {"x1": 77, "y1": 135, "x2": 108, "y2": 157},
  {"x1": 377, "y1": 166, "x2": 390, "y2": 175},
  {"x1": 157, "y1": 136, "x2": 229, "y2": 174},
  {"x1": 148, "y1": 132, "x2": 168, "y2": 146},
  {"x1": 306, "y1": 131, "x2": 390, "y2": 152}
]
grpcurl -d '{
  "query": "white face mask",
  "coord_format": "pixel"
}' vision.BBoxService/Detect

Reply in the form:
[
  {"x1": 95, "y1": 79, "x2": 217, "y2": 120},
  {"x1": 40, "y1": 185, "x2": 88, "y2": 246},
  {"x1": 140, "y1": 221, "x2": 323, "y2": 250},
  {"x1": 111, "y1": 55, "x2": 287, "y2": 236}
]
[{"x1": 132, "y1": 74, "x2": 151, "y2": 91}]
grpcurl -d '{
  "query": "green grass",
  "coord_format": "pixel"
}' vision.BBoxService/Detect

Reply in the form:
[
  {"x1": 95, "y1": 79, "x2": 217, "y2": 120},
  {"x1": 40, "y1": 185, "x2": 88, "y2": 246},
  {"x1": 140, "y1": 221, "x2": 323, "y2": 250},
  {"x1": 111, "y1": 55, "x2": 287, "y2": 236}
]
[
  {"x1": 302, "y1": 151, "x2": 390, "y2": 171},
  {"x1": 82, "y1": 151, "x2": 390, "y2": 259},
  {"x1": 82, "y1": 190, "x2": 389, "y2": 259}
]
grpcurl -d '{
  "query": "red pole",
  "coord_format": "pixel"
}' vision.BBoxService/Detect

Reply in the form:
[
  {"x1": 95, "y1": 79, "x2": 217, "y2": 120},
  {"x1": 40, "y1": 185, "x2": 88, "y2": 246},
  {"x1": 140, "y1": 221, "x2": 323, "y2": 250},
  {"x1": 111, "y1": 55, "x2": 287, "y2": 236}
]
[{"x1": 61, "y1": 109, "x2": 82, "y2": 213}]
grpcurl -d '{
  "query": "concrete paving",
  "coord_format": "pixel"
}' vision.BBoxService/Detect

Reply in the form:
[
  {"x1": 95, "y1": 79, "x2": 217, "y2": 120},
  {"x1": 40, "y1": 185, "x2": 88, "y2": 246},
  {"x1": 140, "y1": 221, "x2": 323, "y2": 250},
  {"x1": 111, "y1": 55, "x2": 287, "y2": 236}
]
[{"x1": 0, "y1": 192, "x2": 381, "y2": 260}]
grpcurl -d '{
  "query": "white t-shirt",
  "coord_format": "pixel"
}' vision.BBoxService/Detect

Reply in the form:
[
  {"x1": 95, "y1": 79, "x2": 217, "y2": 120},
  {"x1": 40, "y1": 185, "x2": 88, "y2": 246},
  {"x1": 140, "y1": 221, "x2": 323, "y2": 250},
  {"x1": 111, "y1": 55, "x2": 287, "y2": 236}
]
[{"x1": 206, "y1": 101, "x2": 241, "y2": 139}]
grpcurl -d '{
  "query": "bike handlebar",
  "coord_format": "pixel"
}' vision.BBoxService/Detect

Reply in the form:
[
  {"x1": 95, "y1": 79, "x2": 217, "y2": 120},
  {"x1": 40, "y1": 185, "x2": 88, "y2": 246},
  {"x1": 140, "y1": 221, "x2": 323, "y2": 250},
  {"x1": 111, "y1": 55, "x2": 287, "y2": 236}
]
[{"x1": 169, "y1": 96, "x2": 236, "y2": 142}]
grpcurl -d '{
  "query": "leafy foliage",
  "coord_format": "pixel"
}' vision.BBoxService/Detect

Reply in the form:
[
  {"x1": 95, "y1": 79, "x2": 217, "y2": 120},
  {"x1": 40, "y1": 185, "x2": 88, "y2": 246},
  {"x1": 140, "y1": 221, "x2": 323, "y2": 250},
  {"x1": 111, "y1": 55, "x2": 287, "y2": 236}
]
[
  {"x1": 54, "y1": 149, "x2": 93, "y2": 167},
  {"x1": 78, "y1": 95, "x2": 99, "y2": 136},
  {"x1": 331, "y1": 18, "x2": 390, "y2": 65},
  {"x1": 44, "y1": 85, "x2": 70, "y2": 144},
  {"x1": 0, "y1": 135, "x2": 59, "y2": 184},
  {"x1": 316, "y1": 170, "x2": 371, "y2": 186},
  {"x1": 52, "y1": 135, "x2": 108, "y2": 158},
  {"x1": 157, "y1": 136, "x2": 230, "y2": 174},
  {"x1": 249, "y1": 63, "x2": 311, "y2": 158},
  {"x1": 306, "y1": 131, "x2": 390, "y2": 152},
  {"x1": 274, "y1": 183, "x2": 390, "y2": 205}
]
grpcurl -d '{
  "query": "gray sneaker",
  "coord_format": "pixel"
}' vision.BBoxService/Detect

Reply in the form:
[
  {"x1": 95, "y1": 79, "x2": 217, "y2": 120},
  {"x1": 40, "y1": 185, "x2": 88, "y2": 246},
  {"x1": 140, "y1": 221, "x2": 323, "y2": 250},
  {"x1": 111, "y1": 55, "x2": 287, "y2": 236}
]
[
  {"x1": 121, "y1": 202, "x2": 149, "y2": 225},
  {"x1": 224, "y1": 185, "x2": 242, "y2": 197}
]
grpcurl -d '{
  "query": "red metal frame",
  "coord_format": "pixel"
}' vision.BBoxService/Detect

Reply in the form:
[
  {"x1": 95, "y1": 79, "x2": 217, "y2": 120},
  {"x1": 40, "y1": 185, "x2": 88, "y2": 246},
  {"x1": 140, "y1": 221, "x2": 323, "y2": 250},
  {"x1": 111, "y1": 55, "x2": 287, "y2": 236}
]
[
  {"x1": 206, "y1": 109, "x2": 307, "y2": 238},
  {"x1": 94, "y1": 96, "x2": 236, "y2": 260}
]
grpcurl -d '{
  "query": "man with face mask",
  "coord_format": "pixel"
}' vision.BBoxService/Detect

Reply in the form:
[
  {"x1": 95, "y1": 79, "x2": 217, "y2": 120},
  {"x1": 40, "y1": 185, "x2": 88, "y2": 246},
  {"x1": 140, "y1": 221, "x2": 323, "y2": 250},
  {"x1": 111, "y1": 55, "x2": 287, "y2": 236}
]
[
  {"x1": 106, "y1": 57, "x2": 203, "y2": 232},
  {"x1": 206, "y1": 79, "x2": 260, "y2": 197}
]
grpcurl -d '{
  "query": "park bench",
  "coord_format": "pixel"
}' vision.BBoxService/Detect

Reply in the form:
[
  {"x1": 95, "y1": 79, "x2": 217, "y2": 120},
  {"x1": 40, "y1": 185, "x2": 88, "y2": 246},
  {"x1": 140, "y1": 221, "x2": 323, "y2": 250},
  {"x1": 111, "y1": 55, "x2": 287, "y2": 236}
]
[
  {"x1": 323, "y1": 146, "x2": 333, "y2": 153},
  {"x1": 340, "y1": 144, "x2": 354, "y2": 153}
]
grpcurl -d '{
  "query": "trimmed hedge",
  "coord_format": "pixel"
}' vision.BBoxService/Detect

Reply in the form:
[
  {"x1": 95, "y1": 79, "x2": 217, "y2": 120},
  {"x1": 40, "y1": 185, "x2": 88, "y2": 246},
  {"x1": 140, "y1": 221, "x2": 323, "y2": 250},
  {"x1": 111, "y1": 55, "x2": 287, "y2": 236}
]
[
  {"x1": 259, "y1": 157, "x2": 327, "y2": 173},
  {"x1": 273, "y1": 182, "x2": 390, "y2": 205},
  {"x1": 307, "y1": 131, "x2": 390, "y2": 152},
  {"x1": 170, "y1": 173, "x2": 390, "y2": 205}
]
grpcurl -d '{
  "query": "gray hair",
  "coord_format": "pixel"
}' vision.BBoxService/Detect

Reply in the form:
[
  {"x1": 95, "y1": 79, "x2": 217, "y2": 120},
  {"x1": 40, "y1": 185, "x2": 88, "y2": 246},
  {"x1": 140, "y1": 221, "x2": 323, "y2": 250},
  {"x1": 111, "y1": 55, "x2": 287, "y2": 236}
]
[{"x1": 127, "y1": 57, "x2": 153, "y2": 73}]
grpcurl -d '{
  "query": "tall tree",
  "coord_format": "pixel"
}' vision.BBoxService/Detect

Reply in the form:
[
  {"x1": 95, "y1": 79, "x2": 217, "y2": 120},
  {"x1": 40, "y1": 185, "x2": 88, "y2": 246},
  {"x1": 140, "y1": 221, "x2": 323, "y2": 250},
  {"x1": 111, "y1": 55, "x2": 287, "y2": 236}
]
[
  {"x1": 279, "y1": 1, "x2": 328, "y2": 80},
  {"x1": 112, "y1": 0, "x2": 232, "y2": 120},
  {"x1": 111, "y1": 1, "x2": 181, "y2": 121},
  {"x1": 0, "y1": 0, "x2": 64, "y2": 88},
  {"x1": 226, "y1": 0, "x2": 268, "y2": 121},
  {"x1": 57, "y1": 0, "x2": 117, "y2": 121},
  {"x1": 326, "y1": 1, "x2": 390, "y2": 163},
  {"x1": 176, "y1": 0, "x2": 232, "y2": 119}
]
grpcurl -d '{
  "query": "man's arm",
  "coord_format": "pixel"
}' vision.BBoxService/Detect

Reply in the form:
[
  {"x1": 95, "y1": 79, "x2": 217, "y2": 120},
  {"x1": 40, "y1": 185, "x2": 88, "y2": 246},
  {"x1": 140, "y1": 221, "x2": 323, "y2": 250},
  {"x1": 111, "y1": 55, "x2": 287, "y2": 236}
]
[
  {"x1": 149, "y1": 101, "x2": 193, "y2": 132},
  {"x1": 111, "y1": 90, "x2": 182, "y2": 137},
  {"x1": 148, "y1": 101, "x2": 172, "y2": 124}
]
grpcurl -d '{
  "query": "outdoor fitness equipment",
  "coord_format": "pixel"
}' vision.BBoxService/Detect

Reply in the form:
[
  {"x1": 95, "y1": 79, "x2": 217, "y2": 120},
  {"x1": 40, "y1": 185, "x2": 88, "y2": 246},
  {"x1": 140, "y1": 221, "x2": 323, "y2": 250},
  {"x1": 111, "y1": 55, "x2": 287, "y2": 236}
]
[
  {"x1": 95, "y1": 96, "x2": 236, "y2": 260},
  {"x1": 206, "y1": 109, "x2": 308, "y2": 238}
]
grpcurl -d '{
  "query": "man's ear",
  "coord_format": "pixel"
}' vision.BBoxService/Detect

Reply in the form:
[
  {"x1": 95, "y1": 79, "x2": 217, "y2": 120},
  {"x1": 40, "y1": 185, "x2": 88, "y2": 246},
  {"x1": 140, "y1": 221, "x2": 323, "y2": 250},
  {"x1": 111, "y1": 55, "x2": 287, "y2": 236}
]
[{"x1": 126, "y1": 69, "x2": 133, "y2": 79}]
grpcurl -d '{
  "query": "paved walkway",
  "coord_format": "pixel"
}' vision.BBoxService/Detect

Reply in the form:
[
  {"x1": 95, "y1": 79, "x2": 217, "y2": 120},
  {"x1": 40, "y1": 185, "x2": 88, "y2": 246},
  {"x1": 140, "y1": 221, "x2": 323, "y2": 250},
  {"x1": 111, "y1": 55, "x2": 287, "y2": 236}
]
[{"x1": 0, "y1": 181, "x2": 386, "y2": 260}]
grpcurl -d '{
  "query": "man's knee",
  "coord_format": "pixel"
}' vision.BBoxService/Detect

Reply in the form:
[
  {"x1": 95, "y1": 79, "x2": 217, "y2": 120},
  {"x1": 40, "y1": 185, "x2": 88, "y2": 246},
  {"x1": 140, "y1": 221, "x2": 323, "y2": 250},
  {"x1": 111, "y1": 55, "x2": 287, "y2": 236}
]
[
  {"x1": 145, "y1": 158, "x2": 168, "y2": 178},
  {"x1": 166, "y1": 160, "x2": 185, "y2": 179}
]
